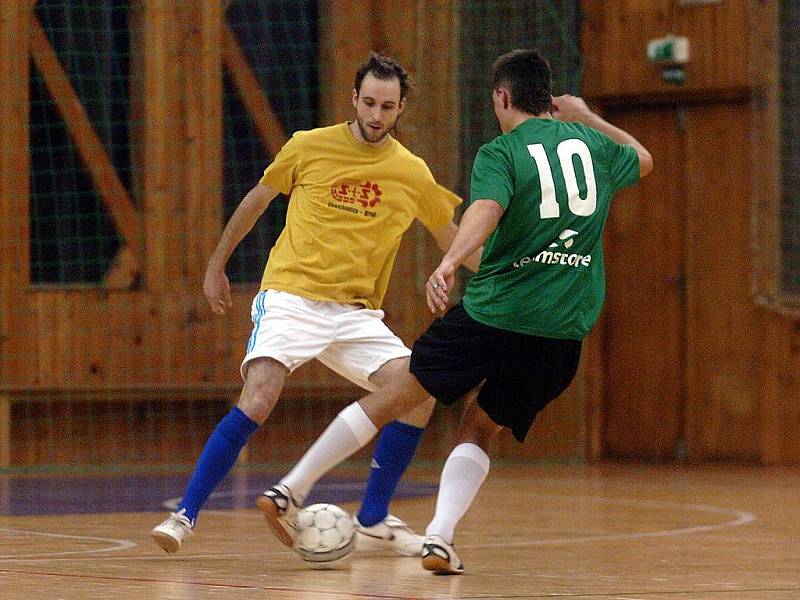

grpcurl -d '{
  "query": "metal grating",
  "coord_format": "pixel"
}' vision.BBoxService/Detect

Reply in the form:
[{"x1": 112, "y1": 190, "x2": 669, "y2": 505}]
[{"x1": 780, "y1": 0, "x2": 800, "y2": 297}]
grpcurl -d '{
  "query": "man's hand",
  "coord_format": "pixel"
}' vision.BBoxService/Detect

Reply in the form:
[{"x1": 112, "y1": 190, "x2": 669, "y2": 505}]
[
  {"x1": 551, "y1": 94, "x2": 595, "y2": 124},
  {"x1": 426, "y1": 260, "x2": 456, "y2": 314},
  {"x1": 204, "y1": 267, "x2": 232, "y2": 315}
]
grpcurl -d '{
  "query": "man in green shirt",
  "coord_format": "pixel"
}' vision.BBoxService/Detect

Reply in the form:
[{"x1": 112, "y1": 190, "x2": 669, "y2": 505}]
[{"x1": 259, "y1": 48, "x2": 652, "y2": 575}]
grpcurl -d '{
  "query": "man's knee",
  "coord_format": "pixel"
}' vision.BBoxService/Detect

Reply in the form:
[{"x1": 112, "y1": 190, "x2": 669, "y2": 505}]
[
  {"x1": 367, "y1": 355, "x2": 411, "y2": 388},
  {"x1": 358, "y1": 369, "x2": 429, "y2": 427},
  {"x1": 459, "y1": 426, "x2": 502, "y2": 453},
  {"x1": 457, "y1": 400, "x2": 503, "y2": 452},
  {"x1": 237, "y1": 357, "x2": 287, "y2": 424}
]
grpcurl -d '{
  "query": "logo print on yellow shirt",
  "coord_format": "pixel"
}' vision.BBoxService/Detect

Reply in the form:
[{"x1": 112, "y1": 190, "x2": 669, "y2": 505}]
[{"x1": 331, "y1": 180, "x2": 382, "y2": 208}]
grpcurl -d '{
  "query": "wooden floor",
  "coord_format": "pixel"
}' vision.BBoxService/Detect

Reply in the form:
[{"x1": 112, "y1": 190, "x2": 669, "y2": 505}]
[{"x1": 1, "y1": 462, "x2": 799, "y2": 599}]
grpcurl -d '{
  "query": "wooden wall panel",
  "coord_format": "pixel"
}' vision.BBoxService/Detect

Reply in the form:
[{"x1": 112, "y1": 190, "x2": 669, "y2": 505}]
[
  {"x1": 26, "y1": 291, "x2": 147, "y2": 387},
  {"x1": 602, "y1": 107, "x2": 686, "y2": 459},
  {"x1": 179, "y1": 4, "x2": 228, "y2": 390},
  {"x1": 318, "y1": 0, "x2": 373, "y2": 124},
  {"x1": 0, "y1": 1, "x2": 30, "y2": 382},
  {"x1": 684, "y1": 103, "x2": 760, "y2": 461},
  {"x1": 405, "y1": 0, "x2": 460, "y2": 189},
  {"x1": 582, "y1": 0, "x2": 800, "y2": 464},
  {"x1": 582, "y1": 326, "x2": 605, "y2": 460},
  {"x1": 582, "y1": 0, "x2": 752, "y2": 100},
  {"x1": 759, "y1": 312, "x2": 800, "y2": 464},
  {"x1": 751, "y1": 0, "x2": 781, "y2": 304},
  {"x1": 401, "y1": 0, "x2": 462, "y2": 312},
  {"x1": 374, "y1": 0, "x2": 416, "y2": 69},
  {"x1": 138, "y1": 0, "x2": 185, "y2": 292},
  {"x1": 183, "y1": 3, "x2": 223, "y2": 288},
  {"x1": 18, "y1": 289, "x2": 272, "y2": 392}
]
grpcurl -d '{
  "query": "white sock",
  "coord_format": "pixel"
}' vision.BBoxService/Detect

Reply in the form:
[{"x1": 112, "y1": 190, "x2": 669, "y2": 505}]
[
  {"x1": 425, "y1": 443, "x2": 490, "y2": 544},
  {"x1": 281, "y1": 402, "x2": 378, "y2": 502}
]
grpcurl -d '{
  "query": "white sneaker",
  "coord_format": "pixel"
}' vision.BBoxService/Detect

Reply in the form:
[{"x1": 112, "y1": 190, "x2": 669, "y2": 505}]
[
  {"x1": 354, "y1": 514, "x2": 424, "y2": 556},
  {"x1": 150, "y1": 508, "x2": 194, "y2": 554},
  {"x1": 421, "y1": 534, "x2": 464, "y2": 575},
  {"x1": 256, "y1": 483, "x2": 300, "y2": 547}
]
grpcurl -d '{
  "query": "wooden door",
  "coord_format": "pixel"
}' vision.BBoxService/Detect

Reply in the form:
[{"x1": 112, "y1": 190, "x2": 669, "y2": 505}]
[
  {"x1": 683, "y1": 102, "x2": 759, "y2": 461},
  {"x1": 601, "y1": 106, "x2": 686, "y2": 459}
]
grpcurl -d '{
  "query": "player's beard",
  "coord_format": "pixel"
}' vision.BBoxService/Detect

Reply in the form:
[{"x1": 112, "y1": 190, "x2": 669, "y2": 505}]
[{"x1": 355, "y1": 114, "x2": 393, "y2": 144}]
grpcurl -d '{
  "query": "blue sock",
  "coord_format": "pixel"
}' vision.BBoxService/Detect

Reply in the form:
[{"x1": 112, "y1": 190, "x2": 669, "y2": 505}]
[
  {"x1": 177, "y1": 407, "x2": 258, "y2": 523},
  {"x1": 357, "y1": 420, "x2": 424, "y2": 527}
]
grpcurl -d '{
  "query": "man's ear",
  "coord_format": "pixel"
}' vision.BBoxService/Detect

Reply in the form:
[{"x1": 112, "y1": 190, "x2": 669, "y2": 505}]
[
  {"x1": 397, "y1": 97, "x2": 406, "y2": 115},
  {"x1": 352, "y1": 89, "x2": 358, "y2": 109},
  {"x1": 494, "y1": 87, "x2": 509, "y2": 110}
]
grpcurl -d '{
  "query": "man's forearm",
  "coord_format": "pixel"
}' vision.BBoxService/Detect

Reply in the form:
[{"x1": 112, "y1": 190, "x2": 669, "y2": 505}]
[
  {"x1": 581, "y1": 113, "x2": 642, "y2": 151},
  {"x1": 579, "y1": 112, "x2": 653, "y2": 176},
  {"x1": 208, "y1": 184, "x2": 277, "y2": 270},
  {"x1": 441, "y1": 200, "x2": 503, "y2": 271}
]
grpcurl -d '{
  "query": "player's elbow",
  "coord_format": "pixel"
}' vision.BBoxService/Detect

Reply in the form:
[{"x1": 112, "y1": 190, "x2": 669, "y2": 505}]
[{"x1": 638, "y1": 149, "x2": 654, "y2": 178}]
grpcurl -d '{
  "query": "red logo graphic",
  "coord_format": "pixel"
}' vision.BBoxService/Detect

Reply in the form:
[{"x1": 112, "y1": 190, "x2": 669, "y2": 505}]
[{"x1": 330, "y1": 180, "x2": 382, "y2": 208}]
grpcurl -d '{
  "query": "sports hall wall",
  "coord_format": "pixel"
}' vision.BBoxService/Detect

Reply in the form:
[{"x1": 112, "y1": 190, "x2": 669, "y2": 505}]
[
  {"x1": 0, "y1": 1, "x2": 797, "y2": 470},
  {"x1": 0, "y1": 0, "x2": 584, "y2": 470},
  {"x1": 580, "y1": 0, "x2": 799, "y2": 465}
]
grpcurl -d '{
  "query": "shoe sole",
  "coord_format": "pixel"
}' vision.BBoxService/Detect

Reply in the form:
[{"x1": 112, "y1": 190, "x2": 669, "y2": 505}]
[
  {"x1": 256, "y1": 495, "x2": 294, "y2": 547},
  {"x1": 422, "y1": 554, "x2": 463, "y2": 575},
  {"x1": 151, "y1": 530, "x2": 180, "y2": 554}
]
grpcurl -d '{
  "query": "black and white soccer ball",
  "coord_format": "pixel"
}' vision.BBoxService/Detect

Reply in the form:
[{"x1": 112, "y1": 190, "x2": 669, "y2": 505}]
[{"x1": 293, "y1": 503, "x2": 356, "y2": 563}]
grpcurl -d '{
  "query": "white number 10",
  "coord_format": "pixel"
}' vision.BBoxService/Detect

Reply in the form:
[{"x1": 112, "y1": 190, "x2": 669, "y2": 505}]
[{"x1": 527, "y1": 139, "x2": 597, "y2": 219}]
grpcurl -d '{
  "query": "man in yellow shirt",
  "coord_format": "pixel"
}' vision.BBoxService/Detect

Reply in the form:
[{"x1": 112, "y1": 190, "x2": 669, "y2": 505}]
[{"x1": 151, "y1": 52, "x2": 479, "y2": 556}]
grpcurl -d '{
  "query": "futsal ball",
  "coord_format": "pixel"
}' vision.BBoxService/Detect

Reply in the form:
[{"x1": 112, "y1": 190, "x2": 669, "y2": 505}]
[{"x1": 293, "y1": 503, "x2": 356, "y2": 563}]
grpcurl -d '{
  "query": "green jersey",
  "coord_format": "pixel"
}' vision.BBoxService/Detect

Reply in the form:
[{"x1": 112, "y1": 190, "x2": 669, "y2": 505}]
[{"x1": 464, "y1": 117, "x2": 640, "y2": 339}]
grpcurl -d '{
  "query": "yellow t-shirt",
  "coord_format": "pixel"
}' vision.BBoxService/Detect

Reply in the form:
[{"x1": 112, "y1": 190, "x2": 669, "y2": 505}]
[{"x1": 258, "y1": 123, "x2": 461, "y2": 309}]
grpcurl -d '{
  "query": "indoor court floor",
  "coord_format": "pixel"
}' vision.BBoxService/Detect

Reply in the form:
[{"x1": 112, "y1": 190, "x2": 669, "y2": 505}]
[{"x1": 1, "y1": 462, "x2": 798, "y2": 599}]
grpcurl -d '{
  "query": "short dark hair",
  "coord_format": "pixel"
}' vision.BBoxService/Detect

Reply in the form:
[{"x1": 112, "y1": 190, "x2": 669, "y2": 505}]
[
  {"x1": 354, "y1": 52, "x2": 410, "y2": 100},
  {"x1": 490, "y1": 49, "x2": 553, "y2": 115}
]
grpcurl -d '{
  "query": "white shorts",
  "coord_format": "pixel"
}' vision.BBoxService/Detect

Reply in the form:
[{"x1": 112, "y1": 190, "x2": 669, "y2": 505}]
[{"x1": 241, "y1": 289, "x2": 411, "y2": 391}]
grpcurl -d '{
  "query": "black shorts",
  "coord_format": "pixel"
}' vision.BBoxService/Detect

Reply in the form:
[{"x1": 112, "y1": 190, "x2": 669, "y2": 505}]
[{"x1": 410, "y1": 302, "x2": 582, "y2": 442}]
